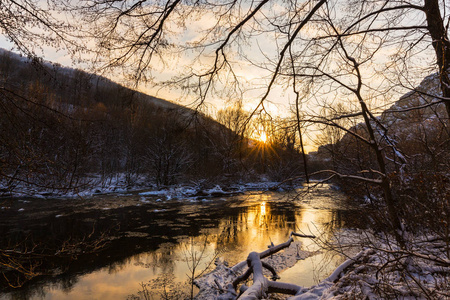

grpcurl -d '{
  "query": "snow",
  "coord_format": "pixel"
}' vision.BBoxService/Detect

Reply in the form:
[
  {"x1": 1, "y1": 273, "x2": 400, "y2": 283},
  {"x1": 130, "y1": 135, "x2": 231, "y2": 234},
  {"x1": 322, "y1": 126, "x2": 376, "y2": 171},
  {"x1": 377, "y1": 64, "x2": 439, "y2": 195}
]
[
  {"x1": 287, "y1": 230, "x2": 450, "y2": 300},
  {"x1": 323, "y1": 249, "x2": 371, "y2": 283},
  {"x1": 0, "y1": 173, "x2": 155, "y2": 199},
  {"x1": 233, "y1": 181, "x2": 283, "y2": 191},
  {"x1": 139, "y1": 197, "x2": 151, "y2": 204},
  {"x1": 0, "y1": 169, "x2": 304, "y2": 202},
  {"x1": 193, "y1": 228, "x2": 450, "y2": 299},
  {"x1": 204, "y1": 185, "x2": 226, "y2": 194},
  {"x1": 139, "y1": 190, "x2": 167, "y2": 196},
  {"x1": 195, "y1": 241, "x2": 318, "y2": 299},
  {"x1": 136, "y1": 182, "x2": 282, "y2": 201},
  {"x1": 31, "y1": 194, "x2": 46, "y2": 199}
]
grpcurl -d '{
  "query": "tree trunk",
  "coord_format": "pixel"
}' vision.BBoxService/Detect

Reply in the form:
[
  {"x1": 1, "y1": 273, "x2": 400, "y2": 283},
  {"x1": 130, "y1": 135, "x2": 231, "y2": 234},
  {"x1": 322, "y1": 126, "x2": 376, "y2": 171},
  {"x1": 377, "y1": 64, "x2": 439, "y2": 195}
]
[
  {"x1": 358, "y1": 96, "x2": 405, "y2": 248},
  {"x1": 424, "y1": 0, "x2": 450, "y2": 119}
]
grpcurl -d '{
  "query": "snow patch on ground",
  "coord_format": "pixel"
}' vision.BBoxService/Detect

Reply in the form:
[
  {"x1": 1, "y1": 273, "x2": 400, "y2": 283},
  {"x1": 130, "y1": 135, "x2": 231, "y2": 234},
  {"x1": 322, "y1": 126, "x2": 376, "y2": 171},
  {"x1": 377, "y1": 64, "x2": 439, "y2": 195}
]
[
  {"x1": 139, "y1": 190, "x2": 167, "y2": 196},
  {"x1": 195, "y1": 241, "x2": 318, "y2": 299},
  {"x1": 1, "y1": 172, "x2": 303, "y2": 200},
  {"x1": 0, "y1": 174, "x2": 154, "y2": 199},
  {"x1": 290, "y1": 231, "x2": 450, "y2": 300},
  {"x1": 194, "y1": 229, "x2": 450, "y2": 299},
  {"x1": 139, "y1": 197, "x2": 151, "y2": 204},
  {"x1": 204, "y1": 185, "x2": 226, "y2": 195}
]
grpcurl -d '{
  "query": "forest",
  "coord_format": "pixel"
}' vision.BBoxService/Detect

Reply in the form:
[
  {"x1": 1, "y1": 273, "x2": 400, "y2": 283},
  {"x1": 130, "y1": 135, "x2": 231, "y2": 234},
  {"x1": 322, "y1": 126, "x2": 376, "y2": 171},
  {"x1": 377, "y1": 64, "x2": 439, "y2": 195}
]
[{"x1": 0, "y1": 49, "x2": 307, "y2": 195}]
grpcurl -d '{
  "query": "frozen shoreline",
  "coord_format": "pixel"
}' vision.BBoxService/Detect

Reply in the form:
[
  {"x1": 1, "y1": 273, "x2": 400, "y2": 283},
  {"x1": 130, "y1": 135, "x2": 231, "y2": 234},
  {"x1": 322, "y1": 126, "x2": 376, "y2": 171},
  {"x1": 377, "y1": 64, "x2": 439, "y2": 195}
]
[
  {"x1": 194, "y1": 230, "x2": 450, "y2": 299},
  {"x1": 0, "y1": 174, "x2": 304, "y2": 200}
]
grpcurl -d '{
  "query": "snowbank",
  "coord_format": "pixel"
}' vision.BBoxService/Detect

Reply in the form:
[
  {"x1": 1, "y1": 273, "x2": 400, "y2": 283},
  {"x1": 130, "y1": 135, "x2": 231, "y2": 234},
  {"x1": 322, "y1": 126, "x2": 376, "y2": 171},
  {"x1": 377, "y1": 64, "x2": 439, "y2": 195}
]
[
  {"x1": 195, "y1": 241, "x2": 318, "y2": 299},
  {"x1": 194, "y1": 228, "x2": 450, "y2": 299},
  {"x1": 293, "y1": 231, "x2": 450, "y2": 299},
  {"x1": 0, "y1": 174, "x2": 301, "y2": 200}
]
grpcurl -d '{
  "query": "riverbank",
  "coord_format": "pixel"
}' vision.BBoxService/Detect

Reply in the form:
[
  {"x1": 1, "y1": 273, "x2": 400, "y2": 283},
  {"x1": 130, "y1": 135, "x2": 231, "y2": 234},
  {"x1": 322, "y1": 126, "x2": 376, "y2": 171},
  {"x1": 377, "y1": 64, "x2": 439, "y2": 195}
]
[
  {"x1": 289, "y1": 230, "x2": 449, "y2": 299},
  {"x1": 0, "y1": 174, "x2": 303, "y2": 201},
  {"x1": 193, "y1": 227, "x2": 450, "y2": 299}
]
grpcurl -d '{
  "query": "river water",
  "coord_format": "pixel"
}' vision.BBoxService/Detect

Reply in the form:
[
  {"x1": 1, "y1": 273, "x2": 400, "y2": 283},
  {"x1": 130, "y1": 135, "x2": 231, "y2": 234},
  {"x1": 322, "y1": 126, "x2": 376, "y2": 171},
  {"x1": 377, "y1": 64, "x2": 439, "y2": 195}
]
[{"x1": 0, "y1": 184, "x2": 363, "y2": 299}]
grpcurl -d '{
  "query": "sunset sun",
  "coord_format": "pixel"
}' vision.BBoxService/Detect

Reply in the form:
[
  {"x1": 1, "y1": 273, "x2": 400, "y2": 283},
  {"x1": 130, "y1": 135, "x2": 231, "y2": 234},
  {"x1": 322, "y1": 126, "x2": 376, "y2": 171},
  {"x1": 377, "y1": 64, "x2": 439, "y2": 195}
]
[{"x1": 259, "y1": 131, "x2": 267, "y2": 143}]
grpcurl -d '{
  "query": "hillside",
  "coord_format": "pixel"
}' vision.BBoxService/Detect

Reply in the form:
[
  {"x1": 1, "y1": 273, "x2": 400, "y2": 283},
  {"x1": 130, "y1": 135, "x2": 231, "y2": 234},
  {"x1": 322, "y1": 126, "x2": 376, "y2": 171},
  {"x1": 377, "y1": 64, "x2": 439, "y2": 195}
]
[
  {"x1": 380, "y1": 73, "x2": 446, "y2": 126},
  {"x1": 0, "y1": 49, "x2": 235, "y2": 195},
  {"x1": 315, "y1": 73, "x2": 447, "y2": 162},
  {"x1": 308, "y1": 73, "x2": 449, "y2": 198},
  {"x1": 0, "y1": 49, "x2": 307, "y2": 196},
  {"x1": 0, "y1": 48, "x2": 184, "y2": 113}
]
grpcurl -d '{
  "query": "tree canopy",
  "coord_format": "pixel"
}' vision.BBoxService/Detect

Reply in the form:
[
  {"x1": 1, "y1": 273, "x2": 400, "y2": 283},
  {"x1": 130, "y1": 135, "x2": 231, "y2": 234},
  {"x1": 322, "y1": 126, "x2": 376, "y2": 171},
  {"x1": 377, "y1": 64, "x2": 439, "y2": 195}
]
[{"x1": 2, "y1": 1, "x2": 449, "y2": 116}]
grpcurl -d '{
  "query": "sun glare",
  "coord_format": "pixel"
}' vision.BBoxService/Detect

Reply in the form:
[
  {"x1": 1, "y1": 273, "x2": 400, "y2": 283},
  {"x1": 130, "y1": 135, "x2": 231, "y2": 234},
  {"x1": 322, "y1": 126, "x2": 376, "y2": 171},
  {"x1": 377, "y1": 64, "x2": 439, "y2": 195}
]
[{"x1": 259, "y1": 132, "x2": 267, "y2": 143}]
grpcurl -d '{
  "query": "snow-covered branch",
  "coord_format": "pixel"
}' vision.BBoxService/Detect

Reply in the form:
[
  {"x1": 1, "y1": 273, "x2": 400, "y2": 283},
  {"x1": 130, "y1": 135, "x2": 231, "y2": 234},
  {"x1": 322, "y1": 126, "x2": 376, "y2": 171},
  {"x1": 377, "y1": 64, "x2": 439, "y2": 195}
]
[{"x1": 310, "y1": 170, "x2": 383, "y2": 184}]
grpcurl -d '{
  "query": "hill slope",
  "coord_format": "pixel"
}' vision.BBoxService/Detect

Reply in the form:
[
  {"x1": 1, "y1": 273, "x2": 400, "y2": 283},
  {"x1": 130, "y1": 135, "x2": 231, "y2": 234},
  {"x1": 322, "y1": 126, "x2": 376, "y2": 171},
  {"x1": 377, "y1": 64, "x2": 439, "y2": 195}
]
[
  {"x1": 0, "y1": 49, "x2": 235, "y2": 195},
  {"x1": 311, "y1": 72, "x2": 448, "y2": 186},
  {"x1": 0, "y1": 48, "x2": 185, "y2": 112}
]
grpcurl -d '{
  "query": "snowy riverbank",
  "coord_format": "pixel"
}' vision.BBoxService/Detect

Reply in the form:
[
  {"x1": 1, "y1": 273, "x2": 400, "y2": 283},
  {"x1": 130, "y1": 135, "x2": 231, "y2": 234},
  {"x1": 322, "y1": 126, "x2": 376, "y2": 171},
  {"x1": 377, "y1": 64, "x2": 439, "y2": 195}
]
[
  {"x1": 0, "y1": 174, "x2": 302, "y2": 200},
  {"x1": 193, "y1": 229, "x2": 450, "y2": 299}
]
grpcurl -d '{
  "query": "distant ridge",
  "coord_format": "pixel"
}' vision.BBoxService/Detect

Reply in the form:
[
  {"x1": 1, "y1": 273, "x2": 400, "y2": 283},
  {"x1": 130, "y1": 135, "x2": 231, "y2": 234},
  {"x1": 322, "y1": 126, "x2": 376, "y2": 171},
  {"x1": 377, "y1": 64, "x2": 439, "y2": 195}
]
[
  {"x1": 314, "y1": 72, "x2": 446, "y2": 160},
  {"x1": 0, "y1": 47, "x2": 187, "y2": 113}
]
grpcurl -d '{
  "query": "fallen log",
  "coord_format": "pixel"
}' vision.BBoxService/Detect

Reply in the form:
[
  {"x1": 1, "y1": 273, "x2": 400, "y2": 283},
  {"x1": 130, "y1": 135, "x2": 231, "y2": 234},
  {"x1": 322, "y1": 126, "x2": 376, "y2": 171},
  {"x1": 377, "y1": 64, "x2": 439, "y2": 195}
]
[{"x1": 231, "y1": 231, "x2": 316, "y2": 299}]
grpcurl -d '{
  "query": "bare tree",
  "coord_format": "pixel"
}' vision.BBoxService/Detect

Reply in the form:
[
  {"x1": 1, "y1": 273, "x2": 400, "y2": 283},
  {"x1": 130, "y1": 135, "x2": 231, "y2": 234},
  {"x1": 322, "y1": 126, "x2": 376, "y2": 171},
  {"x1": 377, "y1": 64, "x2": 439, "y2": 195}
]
[
  {"x1": 215, "y1": 103, "x2": 250, "y2": 174},
  {"x1": 0, "y1": 0, "x2": 82, "y2": 58}
]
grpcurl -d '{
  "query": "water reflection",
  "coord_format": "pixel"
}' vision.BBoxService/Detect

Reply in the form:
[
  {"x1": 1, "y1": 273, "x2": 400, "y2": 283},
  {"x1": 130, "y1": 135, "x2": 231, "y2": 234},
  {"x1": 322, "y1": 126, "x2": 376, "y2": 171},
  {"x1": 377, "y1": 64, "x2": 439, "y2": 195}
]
[{"x1": 0, "y1": 186, "x2": 362, "y2": 300}]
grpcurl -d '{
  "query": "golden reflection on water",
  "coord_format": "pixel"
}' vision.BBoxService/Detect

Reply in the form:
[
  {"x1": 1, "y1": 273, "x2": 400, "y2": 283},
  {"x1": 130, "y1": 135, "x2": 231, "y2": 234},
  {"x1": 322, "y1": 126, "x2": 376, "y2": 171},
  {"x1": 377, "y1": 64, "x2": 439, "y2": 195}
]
[{"x1": 4, "y1": 189, "x2": 351, "y2": 300}]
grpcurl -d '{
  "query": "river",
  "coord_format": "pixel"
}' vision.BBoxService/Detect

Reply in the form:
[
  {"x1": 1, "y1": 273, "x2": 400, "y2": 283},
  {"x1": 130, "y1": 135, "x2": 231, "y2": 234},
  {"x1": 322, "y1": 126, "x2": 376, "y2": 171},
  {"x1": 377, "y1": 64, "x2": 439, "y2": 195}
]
[{"x1": 0, "y1": 184, "x2": 364, "y2": 299}]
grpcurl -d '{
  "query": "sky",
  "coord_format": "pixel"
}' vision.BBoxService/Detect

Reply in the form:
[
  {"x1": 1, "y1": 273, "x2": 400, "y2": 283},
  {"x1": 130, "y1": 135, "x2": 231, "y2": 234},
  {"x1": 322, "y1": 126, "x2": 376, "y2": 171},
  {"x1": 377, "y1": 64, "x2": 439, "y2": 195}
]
[
  {"x1": 0, "y1": 0, "x2": 443, "y2": 154},
  {"x1": 0, "y1": 0, "x2": 315, "y2": 117},
  {"x1": 0, "y1": 24, "x2": 294, "y2": 117}
]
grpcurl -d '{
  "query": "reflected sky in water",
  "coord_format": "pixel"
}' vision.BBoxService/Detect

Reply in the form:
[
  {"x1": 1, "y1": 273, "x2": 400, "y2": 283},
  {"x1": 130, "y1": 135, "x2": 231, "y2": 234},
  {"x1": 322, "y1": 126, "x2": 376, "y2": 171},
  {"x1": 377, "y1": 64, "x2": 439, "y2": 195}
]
[{"x1": 1, "y1": 184, "x2": 360, "y2": 299}]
